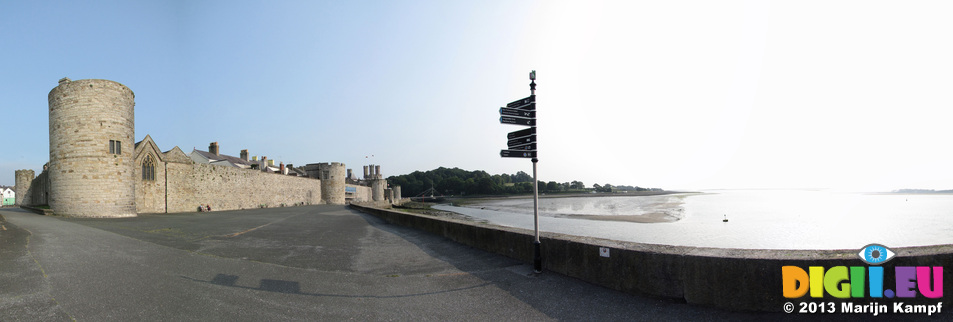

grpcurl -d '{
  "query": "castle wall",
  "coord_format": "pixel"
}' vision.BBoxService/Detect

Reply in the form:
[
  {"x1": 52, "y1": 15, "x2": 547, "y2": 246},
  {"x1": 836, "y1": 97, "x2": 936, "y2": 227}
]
[
  {"x1": 153, "y1": 162, "x2": 322, "y2": 213},
  {"x1": 302, "y1": 162, "x2": 346, "y2": 205},
  {"x1": 346, "y1": 184, "x2": 371, "y2": 203},
  {"x1": 14, "y1": 170, "x2": 34, "y2": 206},
  {"x1": 48, "y1": 78, "x2": 136, "y2": 218},
  {"x1": 31, "y1": 171, "x2": 49, "y2": 205},
  {"x1": 30, "y1": 77, "x2": 365, "y2": 215},
  {"x1": 371, "y1": 179, "x2": 386, "y2": 201}
]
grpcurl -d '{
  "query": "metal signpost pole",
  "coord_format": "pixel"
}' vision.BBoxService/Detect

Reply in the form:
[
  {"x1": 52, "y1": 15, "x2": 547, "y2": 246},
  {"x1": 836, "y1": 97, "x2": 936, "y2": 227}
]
[
  {"x1": 532, "y1": 156, "x2": 541, "y2": 273},
  {"x1": 500, "y1": 70, "x2": 541, "y2": 273},
  {"x1": 529, "y1": 71, "x2": 541, "y2": 274}
]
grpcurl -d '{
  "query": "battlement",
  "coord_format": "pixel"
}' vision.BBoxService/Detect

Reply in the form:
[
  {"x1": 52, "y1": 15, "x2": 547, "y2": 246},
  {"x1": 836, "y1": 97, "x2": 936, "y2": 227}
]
[{"x1": 21, "y1": 77, "x2": 382, "y2": 215}]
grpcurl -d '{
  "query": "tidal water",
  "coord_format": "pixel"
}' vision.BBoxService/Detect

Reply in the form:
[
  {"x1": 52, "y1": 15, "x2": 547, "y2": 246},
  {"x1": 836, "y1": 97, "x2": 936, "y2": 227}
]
[{"x1": 434, "y1": 190, "x2": 953, "y2": 250}]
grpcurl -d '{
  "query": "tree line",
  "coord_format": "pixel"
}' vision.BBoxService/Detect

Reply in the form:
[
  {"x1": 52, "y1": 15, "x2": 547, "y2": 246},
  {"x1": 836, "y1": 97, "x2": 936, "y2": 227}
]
[{"x1": 386, "y1": 167, "x2": 659, "y2": 198}]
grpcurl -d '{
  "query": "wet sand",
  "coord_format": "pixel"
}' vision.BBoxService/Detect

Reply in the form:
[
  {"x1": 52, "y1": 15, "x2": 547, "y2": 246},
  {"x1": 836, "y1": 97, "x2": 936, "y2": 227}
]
[{"x1": 558, "y1": 212, "x2": 677, "y2": 223}]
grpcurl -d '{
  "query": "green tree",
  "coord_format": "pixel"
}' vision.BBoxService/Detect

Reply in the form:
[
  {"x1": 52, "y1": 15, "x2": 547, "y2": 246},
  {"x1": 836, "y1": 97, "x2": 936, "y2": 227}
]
[
  {"x1": 476, "y1": 177, "x2": 500, "y2": 195},
  {"x1": 512, "y1": 171, "x2": 533, "y2": 183},
  {"x1": 571, "y1": 181, "x2": 585, "y2": 190}
]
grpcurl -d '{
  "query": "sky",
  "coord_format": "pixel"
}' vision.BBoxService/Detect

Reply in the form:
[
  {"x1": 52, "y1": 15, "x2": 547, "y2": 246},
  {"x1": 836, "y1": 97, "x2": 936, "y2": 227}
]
[{"x1": 1, "y1": 0, "x2": 952, "y2": 192}]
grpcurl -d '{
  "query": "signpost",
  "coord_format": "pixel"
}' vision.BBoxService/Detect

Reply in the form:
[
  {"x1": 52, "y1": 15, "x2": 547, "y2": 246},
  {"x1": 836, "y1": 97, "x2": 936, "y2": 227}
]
[
  {"x1": 499, "y1": 150, "x2": 537, "y2": 158},
  {"x1": 506, "y1": 135, "x2": 535, "y2": 147},
  {"x1": 499, "y1": 70, "x2": 541, "y2": 274},
  {"x1": 508, "y1": 143, "x2": 536, "y2": 150},
  {"x1": 506, "y1": 95, "x2": 535, "y2": 108},
  {"x1": 500, "y1": 116, "x2": 536, "y2": 126},
  {"x1": 507, "y1": 127, "x2": 535, "y2": 140},
  {"x1": 499, "y1": 107, "x2": 535, "y2": 118}
]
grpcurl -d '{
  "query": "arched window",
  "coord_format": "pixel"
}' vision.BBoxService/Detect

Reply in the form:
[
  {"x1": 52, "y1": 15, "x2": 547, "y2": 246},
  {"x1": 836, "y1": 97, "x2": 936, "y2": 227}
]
[{"x1": 142, "y1": 155, "x2": 156, "y2": 181}]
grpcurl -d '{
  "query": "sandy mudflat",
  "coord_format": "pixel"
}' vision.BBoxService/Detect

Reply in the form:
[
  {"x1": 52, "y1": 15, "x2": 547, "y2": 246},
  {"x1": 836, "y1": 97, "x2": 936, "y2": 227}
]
[{"x1": 559, "y1": 212, "x2": 678, "y2": 223}]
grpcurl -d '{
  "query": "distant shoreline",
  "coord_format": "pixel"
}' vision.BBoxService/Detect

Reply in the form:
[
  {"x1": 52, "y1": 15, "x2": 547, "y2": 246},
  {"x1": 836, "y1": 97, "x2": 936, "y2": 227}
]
[
  {"x1": 442, "y1": 191, "x2": 692, "y2": 224},
  {"x1": 447, "y1": 190, "x2": 693, "y2": 203}
]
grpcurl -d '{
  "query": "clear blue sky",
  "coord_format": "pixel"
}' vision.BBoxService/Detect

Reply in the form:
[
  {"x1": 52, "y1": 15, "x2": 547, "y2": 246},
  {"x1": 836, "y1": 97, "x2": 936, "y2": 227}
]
[{"x1": 2, "y1": 1, "x2": 952, "y2": 191}]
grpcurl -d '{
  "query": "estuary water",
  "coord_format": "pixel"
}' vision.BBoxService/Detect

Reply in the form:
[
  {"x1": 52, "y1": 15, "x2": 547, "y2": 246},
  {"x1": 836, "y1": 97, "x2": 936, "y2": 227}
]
[{"x1": 434, "y1": 190, "x2": 953, "y2": 250}]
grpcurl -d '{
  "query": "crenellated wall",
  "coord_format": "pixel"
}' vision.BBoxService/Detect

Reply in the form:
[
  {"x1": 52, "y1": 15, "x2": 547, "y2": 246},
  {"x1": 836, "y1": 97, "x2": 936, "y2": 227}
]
[
  {"x1": 162, "y1": 162, "x2": 322, "y2": 213},
  {"x1": 14, "y1": 170, "x2": 34, "y2": 206},
  {"x1": 346, "y1": 184, "x2": 371, "y2": 203},
  {"x1": 19, "y1": 77, "x2": 379, "y2": 216}
]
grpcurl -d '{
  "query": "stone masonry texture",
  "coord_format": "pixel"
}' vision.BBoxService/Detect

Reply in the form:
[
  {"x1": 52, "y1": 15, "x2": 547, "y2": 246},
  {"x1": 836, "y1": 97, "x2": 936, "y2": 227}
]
[
  {"x1": 48, "y1": 79, "x2": 136, "y2": 218},
  {"x1": 22, "y1": 78, "x2": 370, "y2": 216}
]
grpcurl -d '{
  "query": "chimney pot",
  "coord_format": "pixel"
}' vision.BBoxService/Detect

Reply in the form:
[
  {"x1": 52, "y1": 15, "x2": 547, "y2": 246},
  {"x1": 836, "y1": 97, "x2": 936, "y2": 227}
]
[{"x1": 209, "y1": 142, "x2": 219, "y2": 156}]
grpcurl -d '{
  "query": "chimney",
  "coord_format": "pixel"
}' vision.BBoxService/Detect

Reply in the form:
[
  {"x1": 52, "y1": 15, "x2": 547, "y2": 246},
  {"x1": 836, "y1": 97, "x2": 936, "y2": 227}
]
[
  {"x1": 347, "y1": 169, "x2": 353, "y2": 179},
  {"x1": 280, "y1": 162, "x2": 286, "y2": 175},
  {"x1": 261, "y1": 156, "x2": 267, "y2": 172},
  {"x1": 240, "y1": 149, "x2": 249, "y2": 161},
  {"x1": 375, "y1": 165, "x2": 381, "y2": 178},
  {"x1": 363, "y1": 166, "x2": 369, "y2": 178},
  {"x1": 209, "y1": 142, "x2": 219, "y2": 156}
]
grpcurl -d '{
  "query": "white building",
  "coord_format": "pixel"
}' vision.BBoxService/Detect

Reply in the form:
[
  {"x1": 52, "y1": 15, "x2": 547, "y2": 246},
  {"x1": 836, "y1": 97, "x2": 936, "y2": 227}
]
[{"x1": 1, "y1": 187, "x2": 15, "y2": 206}]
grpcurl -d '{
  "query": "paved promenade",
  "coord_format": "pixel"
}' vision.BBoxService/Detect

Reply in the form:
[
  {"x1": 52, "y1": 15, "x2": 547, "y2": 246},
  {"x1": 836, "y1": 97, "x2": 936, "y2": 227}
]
[{"x1": 2, "y1": 205, "x2": 789, "y2": 320}]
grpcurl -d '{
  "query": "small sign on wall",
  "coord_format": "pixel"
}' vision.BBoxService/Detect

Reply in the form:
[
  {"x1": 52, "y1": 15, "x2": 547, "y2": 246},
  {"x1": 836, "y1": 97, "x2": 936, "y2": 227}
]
[{"x1": 599, "y1": 247, "x2": 610, "y2": 258}]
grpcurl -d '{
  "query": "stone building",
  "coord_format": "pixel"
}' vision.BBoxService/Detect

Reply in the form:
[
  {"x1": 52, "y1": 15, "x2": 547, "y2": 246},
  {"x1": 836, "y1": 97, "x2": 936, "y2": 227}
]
[{"x1": 16, "y1": 78, "x2": 399, "y2": 218}]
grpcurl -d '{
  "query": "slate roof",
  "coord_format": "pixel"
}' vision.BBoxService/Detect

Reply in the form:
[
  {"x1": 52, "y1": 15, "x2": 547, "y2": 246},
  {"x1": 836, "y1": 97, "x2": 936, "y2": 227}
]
[{"x1": 192, "y1": 149, "x2": 256, "y2": 168}]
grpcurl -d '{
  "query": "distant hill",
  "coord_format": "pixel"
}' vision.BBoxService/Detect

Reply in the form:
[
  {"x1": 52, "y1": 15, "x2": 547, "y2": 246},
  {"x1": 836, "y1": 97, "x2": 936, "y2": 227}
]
[
  {"x1": 387, "y1": 167, "x2": 659, "y2": 198},
  {"x1": 892, "y1": 189, "x2": 953, "y2": 194}
]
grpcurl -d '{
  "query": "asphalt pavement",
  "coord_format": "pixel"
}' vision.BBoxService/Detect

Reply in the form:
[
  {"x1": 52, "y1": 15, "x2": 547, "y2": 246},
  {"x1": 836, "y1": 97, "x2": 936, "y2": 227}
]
[{"x1": 1, "y1": 205, "x2": 808, "y2": 321}]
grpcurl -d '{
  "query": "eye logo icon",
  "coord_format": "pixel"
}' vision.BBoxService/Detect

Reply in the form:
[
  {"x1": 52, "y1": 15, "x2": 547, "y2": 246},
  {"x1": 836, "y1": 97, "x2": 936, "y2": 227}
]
[{"x1": 858, "y1": 244, "x2": 895, "y2": 265}]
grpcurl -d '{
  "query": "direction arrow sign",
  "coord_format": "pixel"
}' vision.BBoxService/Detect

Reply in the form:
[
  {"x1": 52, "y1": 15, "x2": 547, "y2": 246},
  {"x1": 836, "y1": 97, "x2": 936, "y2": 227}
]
[
  {"x1": 501, "y1": 150, "x2": 537, "y2": 158},
  {"x1": 500, "y1": 116, "x2": 536, "y2": 126},
  {"x1": 507, "y1": 134, "x2": 536, "y2": 147},
  {"x1": 516, "y1": 102, "x2": 536, "y2": 110},
  {"x1": 507, "y1": 127, "x2": 536, "y2": 139},
  {"x1": 506, "y1": 95, "x2": 535, "y2": 108},
  {"x1": 509, "y1": 143, "x2": 537, "y2": 150},
  {"x1": 500, "y1": 107, "x2": 536, "y2": 117}
]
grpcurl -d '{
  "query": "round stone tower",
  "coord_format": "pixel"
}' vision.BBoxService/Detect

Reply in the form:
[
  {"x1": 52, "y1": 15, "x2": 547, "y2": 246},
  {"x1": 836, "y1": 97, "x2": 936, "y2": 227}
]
[
  {"x1": 14, "y1": 169, "x2": 34, "y2": 206},
  {"x1": 48, "y1": 78, "x2": 136, "y2": 217},
  {"x1": 392, "y1": 185, "x2": 401, "y2": 202},
  {"x1": 318, "y1": 162, "x2": 346, "y2": 205},
  {"x1": 371, "y1": 179, "x2": 386, "y2": 202}
]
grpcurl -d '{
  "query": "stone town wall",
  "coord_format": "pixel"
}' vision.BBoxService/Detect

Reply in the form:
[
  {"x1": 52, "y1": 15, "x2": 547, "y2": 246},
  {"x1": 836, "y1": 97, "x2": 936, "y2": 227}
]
[
  {"x1": 346, "y1": 184, "x2": 371, "y2": 203},
  {"x1": 318, "y1": 163, "x2": 346, "y2": 205},
  {"x1": 152, "y1": 162, "x2": 322, "y2": 213},
  {"x1": 14, "y1": 170, "x2": 34, "y2": 206},
  {"x1": 371, "y1": 179, "x2": 386, "y2": 201},
  {"x1": 31, "y1": 171, "x2": 49, "y2": 206}
]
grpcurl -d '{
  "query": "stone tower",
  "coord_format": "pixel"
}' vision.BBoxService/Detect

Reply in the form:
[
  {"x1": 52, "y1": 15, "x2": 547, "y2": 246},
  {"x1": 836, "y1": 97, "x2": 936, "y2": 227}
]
[
  {"x1": 14, "y1": 169, "x2": 34, "y2": 206},
  {"x1": 317, "y1": 162, "x2": 346, "y2": 205},
  {"x1": 364, "y1": 164, "x2": 387, "y2": 202},
  {"x1": 48, "y1": 78, "x2": 136, "y2": 217}
]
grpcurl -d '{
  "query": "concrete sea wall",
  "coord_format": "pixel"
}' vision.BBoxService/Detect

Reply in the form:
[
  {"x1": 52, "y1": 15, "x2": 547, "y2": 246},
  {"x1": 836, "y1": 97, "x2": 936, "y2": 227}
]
[{"x1": 350, "y1": 204, "x2": 953, "y2": 312}]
